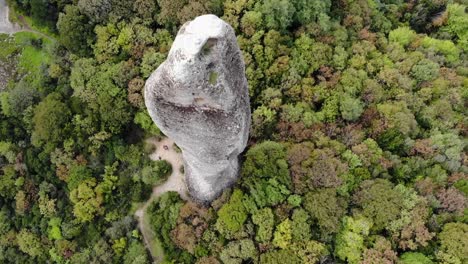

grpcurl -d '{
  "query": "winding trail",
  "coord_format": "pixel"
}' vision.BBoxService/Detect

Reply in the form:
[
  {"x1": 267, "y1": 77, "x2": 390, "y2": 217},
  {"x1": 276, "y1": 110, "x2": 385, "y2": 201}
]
[
  {"x1": 3, "y1": 0, "x2": 170, "y2": 260},
  {"x1": 147, "y1": 137, "x2": 189, "y2": 200},
  {"x1": 135, "y1": 137, "x2": 189, "y2": 263},
  {"x1": 0, "y1": 0, "x2": 54, "y2": 40}
]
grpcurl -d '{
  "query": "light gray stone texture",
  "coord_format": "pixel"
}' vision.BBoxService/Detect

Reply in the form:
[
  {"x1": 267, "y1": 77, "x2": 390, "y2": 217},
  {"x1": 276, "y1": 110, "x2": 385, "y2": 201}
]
[
  {"x1": 0, "y1": 0, "x2": 21, "y2": 35},
  {"x1": 144, "y1": 14, "x2": 250, "y2": 202}
]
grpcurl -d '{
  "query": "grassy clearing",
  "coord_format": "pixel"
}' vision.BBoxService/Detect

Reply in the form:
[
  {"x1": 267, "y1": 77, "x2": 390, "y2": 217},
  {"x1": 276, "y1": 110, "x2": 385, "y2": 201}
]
[
  {"x1": 11, "y1": 32, "x2": 52, "y2": 79},
  {"x1": 14, "y1": 31, "x2": 53, "y2": 47},
  {"x1": 18, "y1": 45, "x2": 49, "y2": 72},
  {"x1": 0, "y1": 31, "x2": 53, "y2": 91},
  {"x1": 14, "y1": 31, "x2": 38, "y2": 44}
]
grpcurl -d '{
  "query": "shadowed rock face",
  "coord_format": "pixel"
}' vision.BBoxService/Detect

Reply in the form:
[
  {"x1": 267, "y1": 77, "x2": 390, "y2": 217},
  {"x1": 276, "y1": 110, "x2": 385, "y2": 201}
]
[{"x1": 144, "y1": 15, "x2": 250, "y2": 203}]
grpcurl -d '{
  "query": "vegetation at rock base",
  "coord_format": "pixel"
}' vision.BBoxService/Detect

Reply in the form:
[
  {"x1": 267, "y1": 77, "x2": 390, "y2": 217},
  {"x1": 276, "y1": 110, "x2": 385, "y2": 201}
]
[{"x1": 0, "y1": 0, "x2": 467, "y2": 263}]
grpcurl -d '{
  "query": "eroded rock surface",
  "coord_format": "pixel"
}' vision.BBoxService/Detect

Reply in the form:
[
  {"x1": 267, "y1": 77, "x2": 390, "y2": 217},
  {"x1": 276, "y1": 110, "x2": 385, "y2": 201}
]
[
  {"x1": 144, "y1": 15, "x2": 250, "y2": 202},
  {"x1": 0, "y1": 0, "x2": 21, "y2": 34}
]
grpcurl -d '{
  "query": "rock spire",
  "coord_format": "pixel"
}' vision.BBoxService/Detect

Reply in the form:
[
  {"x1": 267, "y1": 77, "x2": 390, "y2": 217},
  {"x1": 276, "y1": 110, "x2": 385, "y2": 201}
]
[{"x1": 145, "y1": 15, "x2": 250, "y2": 202}]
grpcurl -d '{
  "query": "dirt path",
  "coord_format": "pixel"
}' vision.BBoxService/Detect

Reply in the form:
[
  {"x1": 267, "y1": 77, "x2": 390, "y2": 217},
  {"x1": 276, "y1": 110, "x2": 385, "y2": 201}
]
[
  {"x1": 147, "y1": 137, "x2": 189, "y2": 200},
  {"x1": 135, "y1": 137, "x2": 189, "y2": 263},
  {"x1": 0, "y1": 0, "x2": 54, "y2": 40}
]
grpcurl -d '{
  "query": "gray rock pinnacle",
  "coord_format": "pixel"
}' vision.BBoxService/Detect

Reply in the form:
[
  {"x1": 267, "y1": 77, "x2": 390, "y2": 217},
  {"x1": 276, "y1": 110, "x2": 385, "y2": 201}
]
[{"x1": 144, "y1": 15, "x2": 250, "y2": 202}]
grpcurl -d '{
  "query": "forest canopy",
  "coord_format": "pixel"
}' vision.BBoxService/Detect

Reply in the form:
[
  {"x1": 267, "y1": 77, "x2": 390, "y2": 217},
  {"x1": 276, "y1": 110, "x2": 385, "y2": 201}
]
[{"x1": 0, "y1": 0, "x2": 467, "y2": 263}]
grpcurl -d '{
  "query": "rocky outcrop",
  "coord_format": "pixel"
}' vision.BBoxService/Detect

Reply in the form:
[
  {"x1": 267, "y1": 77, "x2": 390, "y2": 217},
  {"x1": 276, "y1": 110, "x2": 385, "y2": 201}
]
[
  {"x1": 0, "y1": 0, "x2": 21, "y2": 34},
  {"x1": 144, "y1": 15, "x2": 250, "y2": 203}
]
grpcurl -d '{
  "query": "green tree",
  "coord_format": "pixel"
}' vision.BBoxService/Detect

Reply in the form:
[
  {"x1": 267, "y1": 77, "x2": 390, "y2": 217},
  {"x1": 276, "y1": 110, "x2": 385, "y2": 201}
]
[
  {"x1": 377, "y1": 101, "x2": 419, "y2": 137},
  {"x1": 91, "y1": 239, "x2": 114, "y2": 263},
  {"x1": 257, "y1": 0, "x2": 295, "y2": 32},
  {"x1": 7, "y1": 79, "x2": 40, "y2": 117},
  {"x1": 0, "y1": 165, "x2": 18, "y2": 199},
  {"x1": 39, "y1": 193, "x2": 57, "y2": 217},
  {"x1": 67, "y1": 165, "x2": 93, "y2": 190},
  {"x1": 290, "y1": 240, "x2": 328, "y2": 263},
  {"x1": 389, "y1": 27, "x2": 417, "y2": 47},
  {"x1": 93, "y1": 22, "x2": 135, "y2": 63},
  {"x1": 430, "y1": 131, "x2": 465, "y2": 172},
  {"x1": 421, "y1": 37, "x2": 460, "y2": 63},
  {"x1": 215, "y1": 189, "x2": 247, "y2": 238},
  {"x1": 70, "y1": 59, "x2": 133, "y2": 134},
  {"x1": 156, "y1": 0, "x2": 187, "y2": 28},
  {"x1": 177, "y1": 0, "x2": 223, "y2": 24},
  {"x1": 290, "y1": 35, "x2": 332, "y2": 76},
  {"x1": 436, "y1": 222, "x2": 468, "y2": 264},
  {"x1": 141, "y1": 160, "x2": 172, "y2": 185},
  {"x1": 376, "y1": 128, "x2": 405, "y2": 155},
  {"x1": 352, "y1": 179, "x2": 404, "y2": 232},
  {"x1": 57, "y1": 5, "x2": 93, "y2": 56},
  {"x1": 291, "y1": 208, "x2": 311, "y2": 241},
  {"x1": 259, "y1": 249, "x2": 302, "y2": 264},
  {"x1": 400, "y1": 252, "x2": 434, "y2": 264},
  {"x1": 0, "y1": 209, "x2": 11, "y2": 235},
  {"x1": 242, "y1": 141, "x2": 291, "y2": 188},
  {"x1": 241, "y1": 11, "x2": 263, "y2": 36},
  {"x1": 219, "y1": 239, "x2": 257, "y2": 264},
  {"x1": 410, "y1": 59, "x2": 440, "y2": 82},
  {"x1": 147, "y1": 192, "x2": 187, "y2": 262},
  {"x1": 244, "y1": 178, "x2": 290, "y2": 208},
  {"x1": 77, "y1": 0, "x2": 112, "y2": 23},
  {"x1": 15, "y1": 190, "x2": 28, "y2": 215},
  {"x1": 387, "y1": 185, "x2": 434, "y2": 250},
  {"x1": 0, "y1": 141, "x2": 16, "y2": 164},
  {"x1": 123, "y1": 241, "x2": 150, "y2": 264},
  {"x1": 31, "y1": 93, "x2": 71, "y2": 148},
  {"x1": 273, "y1": 219, "x2": 292, "y2": 249},
  {"x1": 133, "y1": 0, "x2": 157, "y2": 20},
  {"x1": 17, "y1": 229, "x2": 46, "y2": 258},
  {"x1": 292, "y1": 0, "x2": 331, "y2": 27},
  {"x1": 30, "y1": 0, "x2": 56, "y2": 27},
  {"x1": 134, "y1": 111, "x2": 161, "y2": 136},
  {"x1": 304, "y1": 188, "x2": 347, "y2": 237},
  {"x1": 47, "y1": 217, "x2": 62, "y2": 240},
  {"x1": 112, "y1": 237, "x2": 127, "y2": 256},
  {"x1": 335, "y1": 216, "x2": 372, "y2": 264},
  {"x1": 252, "y1": 207, "x2": 274, "y2": 243},
  {"x1": 340, "y1": 93, "x2": 364, "y2": 121},
  {"x1": 251, "y1": 106, "x2": 277, "y2": 139},
  {"x1": 444, "y1": 3, "x2": 468, "y2": 51},
  {"x1": 69, "y1": 179, "x2": 103, "y2": 222},
  {"x1": 140, "y1": 50, "x2": 167, "y2": 78}
]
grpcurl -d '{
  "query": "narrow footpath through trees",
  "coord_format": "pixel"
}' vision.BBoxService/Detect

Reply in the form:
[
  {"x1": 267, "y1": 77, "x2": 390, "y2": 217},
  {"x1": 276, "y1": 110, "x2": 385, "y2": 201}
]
[{"x1": 135, "y1": 137, "x2": 189, "y2": 263}]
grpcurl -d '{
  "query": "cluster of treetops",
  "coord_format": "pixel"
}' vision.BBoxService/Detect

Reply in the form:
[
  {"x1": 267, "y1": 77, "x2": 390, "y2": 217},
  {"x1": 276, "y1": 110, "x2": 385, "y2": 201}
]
[{"x1": 0, "y1": 0, "x2": 467, "y2": 263}]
